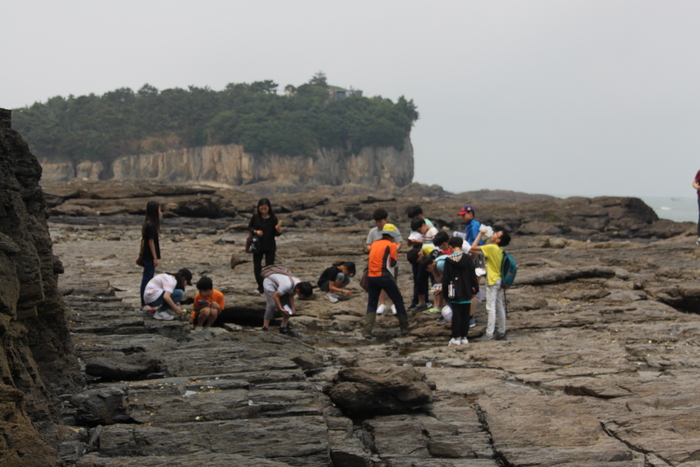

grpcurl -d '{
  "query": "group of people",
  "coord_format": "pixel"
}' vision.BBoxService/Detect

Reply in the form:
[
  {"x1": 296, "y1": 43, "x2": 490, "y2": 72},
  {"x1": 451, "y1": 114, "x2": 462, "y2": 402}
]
[
  {"x1": 362, "y1": 205, "x2": 512, "y2": 345},
  {"x1": 135, "y1": 198, "x2": 512, "y2": 344}
]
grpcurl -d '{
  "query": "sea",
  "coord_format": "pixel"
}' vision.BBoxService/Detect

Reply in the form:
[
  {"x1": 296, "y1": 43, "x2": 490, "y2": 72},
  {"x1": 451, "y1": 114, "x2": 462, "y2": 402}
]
[{"x1": 640, "y1": 196, "x2": 696, "y2": 223}]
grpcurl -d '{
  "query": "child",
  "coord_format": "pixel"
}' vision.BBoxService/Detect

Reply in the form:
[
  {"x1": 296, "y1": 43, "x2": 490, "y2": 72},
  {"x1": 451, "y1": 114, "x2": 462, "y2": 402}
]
[
  {"x1": 411, "y1": 217, "x2": 438, "y2": 245},
  {"x1": 366, "y1": 208, "x2": 403, "y2": 315},
  {"x1": 262, "y1": 272, "x2": 313, "y2": 336},
  {"x1": 470, "y1": 227, "x2": 512, "y2": 341},
  {"x1": 143, "y1": 268, "x2": 193, "y2": 321},
  {"x1": 364, "y1": 224, "x2": 417, "y2": 338},
  {"x1": 193, "y1": 276, "x2": 225, "y2": 330},
  {"x1": 458, "y1": 205, "x2": 483, "y2": 329},
  {"x1": 442, "y1": 237, "x2": 479, "y2": 346},
  {"x1": 422, "y1": 231, "x2": 450, "y2": 314},
  {"x1": 318, "y1": 262, "x2": 356, "y2": 303}
]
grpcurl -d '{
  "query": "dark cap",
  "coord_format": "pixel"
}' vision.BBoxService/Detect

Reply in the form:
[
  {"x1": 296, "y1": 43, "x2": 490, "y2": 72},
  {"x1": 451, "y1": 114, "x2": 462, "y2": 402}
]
[
  {"x1": 458, "y1": 205, "x2": 475, "y2": 215},
  {"x1": 178, "y1": 268, "x2": 193, "y2": 285}
]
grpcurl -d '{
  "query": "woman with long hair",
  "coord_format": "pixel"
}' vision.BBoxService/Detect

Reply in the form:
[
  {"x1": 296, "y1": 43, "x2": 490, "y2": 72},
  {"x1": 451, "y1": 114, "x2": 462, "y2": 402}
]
[
  {"x1": 248, "y1": 198, "x2": 282, "y2": 293},
  {"x1": 139, "y1": 201, "x2": 161, "y2": 310}
]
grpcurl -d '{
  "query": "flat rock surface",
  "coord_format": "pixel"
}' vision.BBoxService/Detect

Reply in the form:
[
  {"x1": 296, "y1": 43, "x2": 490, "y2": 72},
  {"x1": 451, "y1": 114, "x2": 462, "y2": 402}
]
[{"x1": 51, "y1": 214, "x2": 700, "y2": 466}]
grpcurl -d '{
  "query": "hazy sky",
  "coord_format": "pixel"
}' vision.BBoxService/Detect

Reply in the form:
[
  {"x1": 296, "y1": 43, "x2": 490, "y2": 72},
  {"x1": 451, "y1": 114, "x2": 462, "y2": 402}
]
[{"x1": 3, "y1": 1, "x2": 699, "y2": 198}]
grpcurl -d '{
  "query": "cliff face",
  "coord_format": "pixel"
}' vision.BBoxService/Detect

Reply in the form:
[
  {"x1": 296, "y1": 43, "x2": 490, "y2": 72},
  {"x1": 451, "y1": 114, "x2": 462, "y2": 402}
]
[
  {"x1": 0, "y1": 109, "x2": 83, "y2": 466},
  {"x1": 40, "y1": 138, "x2": 415, "y2": 188}
]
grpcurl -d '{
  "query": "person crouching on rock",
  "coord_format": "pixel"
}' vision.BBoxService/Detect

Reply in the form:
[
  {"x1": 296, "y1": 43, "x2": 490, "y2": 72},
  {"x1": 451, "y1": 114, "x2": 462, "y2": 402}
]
[
  {"x1": 318, "y1": 262, "x2": 356, "y2": 303},
  {"x1": 143, "y1": 268, "x2": 193, "y2": 321},
  {"x1": 262, "y1": 275, "x2": 312, "y2": 337},
  {"x1": 364, "y1": 224, "x2": 418, "y2": 339},
  {"x1": 193, "y1": 276, "x2": 225, "y2": 330}
]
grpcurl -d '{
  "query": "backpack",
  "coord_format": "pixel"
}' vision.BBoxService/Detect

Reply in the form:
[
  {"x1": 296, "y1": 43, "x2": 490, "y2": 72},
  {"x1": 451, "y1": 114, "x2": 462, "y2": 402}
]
[
  {"x1": 501, "y1": 251, "x2": 517, "y2": 289},
  {"x1": 261, "y1": 264, "x2": 295, "y2": 284}
]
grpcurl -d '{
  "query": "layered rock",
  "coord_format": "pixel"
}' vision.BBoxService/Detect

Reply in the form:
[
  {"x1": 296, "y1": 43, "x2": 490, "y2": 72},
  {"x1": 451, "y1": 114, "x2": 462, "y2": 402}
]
[
  {"x1": 40, "y1": 138, "x2": 415, "y2": 189},
  {"x1": 0, "y1": 109, "x2": 83, "y2": 466}
]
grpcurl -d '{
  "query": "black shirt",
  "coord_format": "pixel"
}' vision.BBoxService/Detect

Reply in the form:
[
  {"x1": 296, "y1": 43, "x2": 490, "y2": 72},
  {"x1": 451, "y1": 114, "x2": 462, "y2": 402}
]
[
  {"x1": 141, "y1": 221, "x2": 160, "y2": 261},
  {"x1": 317, "y1": 265, "x2": 340, "y2": 288},
  {"x1": 248, "y1": 214, "x2": 281, "y2": 252}
]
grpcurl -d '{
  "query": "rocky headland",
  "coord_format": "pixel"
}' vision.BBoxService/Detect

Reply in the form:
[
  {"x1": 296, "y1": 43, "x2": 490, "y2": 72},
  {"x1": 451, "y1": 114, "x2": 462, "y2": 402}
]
[{"x1": 4, "y1": 107, "x2": 700, "y2": 466}]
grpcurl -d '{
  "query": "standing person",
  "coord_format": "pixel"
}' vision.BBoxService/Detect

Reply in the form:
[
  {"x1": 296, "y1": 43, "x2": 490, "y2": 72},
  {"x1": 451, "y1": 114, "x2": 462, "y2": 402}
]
[
  {"x1": 317, "y1": 262, "x2": 356, "y2": 303},
  {"x1": 459, "y1": 205, "x2": 483, "y2": 328},
  {"x1": 470, "y1": 227, "x2": 511, "y2": 341},
  {"x1": 365, "y1": 208, "x2": 403, "y2": 315},
  {"x1": 249, "y1": 198, "x2": 282, "y2": 294},
  {"x1": 363, "y1": 224, "x2": 417, "y2": 339},
  {"x1": 138, "y1": 201, "x2": 161, "y2": 311},
  {"x1": 693, "y1": 171, "x2": 700, "y2": 245},
  {"x1": 442, "y1": 237, "x2": 479, "y2": 346},
  {"x1": 143, "y1": 268, "x2": 193, "y2": 321},
  {"x1": 193, "y1": 276, "x2": 225, "y2": 330}
]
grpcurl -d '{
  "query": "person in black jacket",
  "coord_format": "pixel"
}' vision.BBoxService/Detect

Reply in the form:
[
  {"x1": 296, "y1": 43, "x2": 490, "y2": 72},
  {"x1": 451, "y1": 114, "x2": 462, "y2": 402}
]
[
  {"x1": 317, "y1": 262, "x2": 356, "y2": 303},
  {"x1": 248, "y1": 198, "x2": 282, "y2": 293},
  {"x1": 138, "y1": 201, "x2": 161, "y2": 310},
  {"x1": 442, "y1": 236, "x2": 479, "y2": 346}
]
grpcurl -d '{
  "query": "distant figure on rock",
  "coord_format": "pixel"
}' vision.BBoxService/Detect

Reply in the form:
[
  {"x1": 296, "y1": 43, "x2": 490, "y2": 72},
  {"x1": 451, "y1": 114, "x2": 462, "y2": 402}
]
[
  {"x1": 143, "y1": 268, "x2": 193, "y2": 321},
  {"x1": 365, "y1": 208, "x2": 403, "y2": 315},
  {"x1": 192, "y1": 276, "x2": 224, "y2": 330},
  {"x1": 364, "y1": 224, "x2": 417, "y2": 338},
  {"x1": 442, "y1": 237, "x2": 479, "y2": 346},
  {"x1": 409, "y1": 217, "x2": 439, "y2": 312},
  {"x1": 693, "y1": 171, "x2": 700, "y2": 245},
  {"x1": 317, "y1": 262, "x2": 356, "y2": 303},
  {"x1": 248, "y1": 198, "x2": 282, "y2": 293},
  {"x1": 138, "y1": 201, "x2": 161, "y2": 311},
  {"x1": 458, "y1": 204, "x2": 483, "y2": 328},
  {"x1": 470, "y1": 227, "x2": 511, "y2": 341},
  {"x1": 261, "y1": 268, "x2": 312, "y2": 336}
]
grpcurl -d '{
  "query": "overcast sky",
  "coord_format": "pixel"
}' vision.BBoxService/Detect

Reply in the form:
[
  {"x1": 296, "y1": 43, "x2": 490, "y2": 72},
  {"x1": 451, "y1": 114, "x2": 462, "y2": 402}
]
[{"x1": 2, "y1": 1, "x2": 699, "y2": 198}]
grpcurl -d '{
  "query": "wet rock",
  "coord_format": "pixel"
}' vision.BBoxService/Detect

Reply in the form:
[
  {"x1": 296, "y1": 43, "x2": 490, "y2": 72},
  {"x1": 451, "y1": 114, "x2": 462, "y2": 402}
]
[
  {"x1": 323, "y1": 367, "x2": 435, "y2": 415},
  {"x1": 84, "y1": 354, "x2": 164, "y2": 381}
]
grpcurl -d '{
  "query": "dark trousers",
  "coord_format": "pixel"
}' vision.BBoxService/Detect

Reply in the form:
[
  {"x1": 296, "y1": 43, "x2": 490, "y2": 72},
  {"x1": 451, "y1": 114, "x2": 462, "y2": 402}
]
[
  {"x1": 366, "y1": 275, "x2": 406, "y2": 315},
  {"x1": 451, "y1": 302, "x2": 471, "y2": 338},
  {"x1": 140, "y1": 260, "x2": 155, "y2": 306},
  {"x1": 697, "y1": 199, "x2": 700, "y2": 237},
  {"x1": 415, "y1": 267, "x2": 430, "y2": 299},
  {"x1": 253, "y1": 250, "x2": 276, "y2": 292}
]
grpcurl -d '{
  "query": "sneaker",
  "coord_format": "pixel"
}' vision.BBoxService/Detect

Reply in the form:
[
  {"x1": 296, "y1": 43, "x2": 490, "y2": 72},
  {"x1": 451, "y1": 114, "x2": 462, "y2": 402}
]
[
  {"x1": 448, "y1": 337, "x2": 461, "y2": 346},
  {"x1": 363, "y1": 332, "x2": 374, "y2": 340},
  {"x1": 697, "y1": 237, "x2": 700, "y2": 246},
  {"x1": 469, "y1": 317, "x2": 476, "y2": 328},
  {"x1": 376, "y1": 304, "x2": 387, "y2": 315},
  {"x1": 476, "y1": 334, "x2": 494, "y2": 342},
  {"x1": 279, "y1": 326, "x2": 298, "y2": 337},
  {"x1": 325, "y1": 292, "x2": 339, "y2": 303},
  {"x1": 495, "y1": 332, "x2": 507, "y2": 341},
  {"x1": 436, "y1": 317, "x2": 448, "y2": 325},
  {"x1": 154, "y1": 310, "x2": 174, "y2": 321},
  {"x1": 391, "y1": 305, "x2": 397, "y2": 315},
  {"x1": 261, "y1": 326, "x2": 269, "y2": 332},
  {"x1": 426, "y1": 307, "x2": 441, "y2": 314},
  {"x1": 409, "y1": 303, "x2": 428, "y2": 313},
  {"x1": 460, "y1": 337, "x2": 469, "y2": 345},
  {"x1": 141, "y1": 305, "x2": 156, "y2": 313}
]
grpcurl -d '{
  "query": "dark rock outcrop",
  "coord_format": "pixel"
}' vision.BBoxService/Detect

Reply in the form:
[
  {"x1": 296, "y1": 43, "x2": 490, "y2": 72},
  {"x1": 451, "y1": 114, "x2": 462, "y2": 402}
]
[
  {"x1": 323, "y1": 366, "x2": 435, "y2": 415},
  {"x1": 0, "y1": 108, "x2": 83, "y2": 466}
]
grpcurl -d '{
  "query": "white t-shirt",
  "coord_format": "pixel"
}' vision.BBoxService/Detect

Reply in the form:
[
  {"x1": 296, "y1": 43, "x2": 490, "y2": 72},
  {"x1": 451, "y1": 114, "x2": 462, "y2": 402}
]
[
  {"x1": 366, "y1": 226, "x2": 404, "y2": 245},
  {"x1": 144, "y1": 274, "x2": 177, "y2": 304},
  {"x1": 422, "y1": 226, "x2": 438, "y2": 244},
  {"x1": 263, "y1": 274, "x2": 300, "y2": 295}
]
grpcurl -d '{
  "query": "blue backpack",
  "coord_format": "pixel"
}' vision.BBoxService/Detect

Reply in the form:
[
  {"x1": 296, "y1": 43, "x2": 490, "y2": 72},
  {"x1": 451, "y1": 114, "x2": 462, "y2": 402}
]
[{"x1": 501, "y1": 251, "x2": 517, "y2": 288}]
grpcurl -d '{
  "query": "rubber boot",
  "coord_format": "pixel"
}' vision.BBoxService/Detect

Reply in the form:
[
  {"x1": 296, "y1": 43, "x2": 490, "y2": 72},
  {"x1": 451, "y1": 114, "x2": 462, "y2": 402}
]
[
  {"x1": 398, "y1": 313, "x2": 418, "y2": 335},
  {"x1": 363, "y1": 312, "x2": 376, "y2": 338}
]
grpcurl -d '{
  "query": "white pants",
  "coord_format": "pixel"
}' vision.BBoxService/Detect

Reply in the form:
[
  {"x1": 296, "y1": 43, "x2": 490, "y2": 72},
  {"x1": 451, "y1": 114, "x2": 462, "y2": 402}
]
[{"x1": 485, "y1": 280, "x2": 506, "y2": 337}]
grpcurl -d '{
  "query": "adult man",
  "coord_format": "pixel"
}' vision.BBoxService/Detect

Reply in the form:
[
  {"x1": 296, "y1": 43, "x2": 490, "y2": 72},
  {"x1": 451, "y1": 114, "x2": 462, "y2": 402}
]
[
  {"x1": 692, "y1": 171, "x2": 700, "y2": 245},
  {"x1": 459, "y1": 205, "x2": 483, "y2": 327},
  {"x1": 365, "y1": 208, "x2": 403, "y2": 314},
  {"x1": 364, "y1": 224, "x2": 417, "y2": 338},
  {"x1": 262, "y1": 272, "x2": 312, "y2": 336}
]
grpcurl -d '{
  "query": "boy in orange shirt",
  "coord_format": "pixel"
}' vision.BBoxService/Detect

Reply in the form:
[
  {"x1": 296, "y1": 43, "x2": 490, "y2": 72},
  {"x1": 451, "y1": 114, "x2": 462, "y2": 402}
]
[{"x1": 193, "y1": 276, "x2": 225, "y2": 330}]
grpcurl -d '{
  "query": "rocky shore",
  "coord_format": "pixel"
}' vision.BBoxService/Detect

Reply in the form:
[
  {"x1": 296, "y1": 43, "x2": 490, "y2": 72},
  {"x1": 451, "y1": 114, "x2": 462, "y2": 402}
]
[{"x1": 4, "y1": 107, "x2": 700, "y2": 466}]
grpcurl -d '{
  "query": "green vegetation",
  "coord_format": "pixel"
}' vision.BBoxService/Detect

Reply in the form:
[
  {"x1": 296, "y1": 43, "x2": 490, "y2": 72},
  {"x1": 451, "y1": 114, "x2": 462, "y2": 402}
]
[{"x1": 12, "y1": 73, "x2": 418, "y2": 165}]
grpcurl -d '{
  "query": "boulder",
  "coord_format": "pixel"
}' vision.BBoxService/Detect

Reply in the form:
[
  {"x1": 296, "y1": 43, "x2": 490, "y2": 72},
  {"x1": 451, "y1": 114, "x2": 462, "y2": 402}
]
[
  {"x1": 70, "y1": 387, "x2": 131, "y2": 426},
  {"x1": 323, "y1": 366, "x2": 435, "y2": 415}
]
